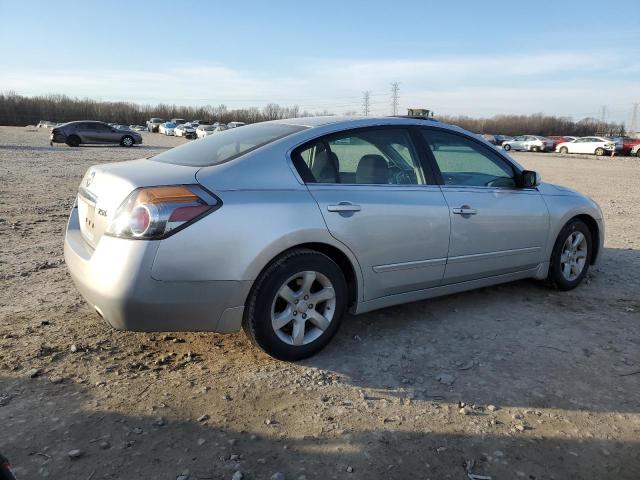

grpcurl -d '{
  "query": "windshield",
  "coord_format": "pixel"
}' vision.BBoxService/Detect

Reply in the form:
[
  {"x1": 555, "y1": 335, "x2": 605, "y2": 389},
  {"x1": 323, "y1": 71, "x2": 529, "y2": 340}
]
[
  {"x1": 165, "y1": 123, "x2": 176, "y2": 128},
  {"x1": 152, "y1": 122, "x2": 308, "y2": 167}
]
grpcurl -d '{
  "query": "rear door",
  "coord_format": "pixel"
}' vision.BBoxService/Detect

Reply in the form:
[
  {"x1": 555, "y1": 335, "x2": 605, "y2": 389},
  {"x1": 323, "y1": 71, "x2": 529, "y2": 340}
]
[
  {"x1": 292, "y1": 127, "x2": 451, "y2": 300},
  {"x1": 417, "y1": 128, "x2": 549, "y2": 284}
]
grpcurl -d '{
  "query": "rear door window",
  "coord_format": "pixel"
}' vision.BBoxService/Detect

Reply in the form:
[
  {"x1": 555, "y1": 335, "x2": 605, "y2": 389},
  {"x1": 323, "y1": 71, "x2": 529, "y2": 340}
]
[{"x1": 292, "y1": 128, "x2": 426, "y2": 185}]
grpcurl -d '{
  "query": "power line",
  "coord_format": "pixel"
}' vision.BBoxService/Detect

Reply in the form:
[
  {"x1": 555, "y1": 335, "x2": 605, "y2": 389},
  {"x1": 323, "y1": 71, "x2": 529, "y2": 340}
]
[
  {"x1": 390, "y1": 82, "x2": 400, "y2": 116},
  {"x1": 362, "y1": 91, "x2": 371, "y2": 116}
]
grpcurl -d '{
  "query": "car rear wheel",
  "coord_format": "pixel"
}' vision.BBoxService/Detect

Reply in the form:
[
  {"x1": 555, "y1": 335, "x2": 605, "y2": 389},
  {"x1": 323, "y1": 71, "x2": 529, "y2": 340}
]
[
  {"x1": 548, "y1": 219, "x2": 592, "y2": 291},
  {"x1": 121, "y1": 135, "x2": 134, "y2": 147},
  {"x1": 594, "y1": 147, "x2": 605, "y2": 156},
  {"x1": 636, "y1": 150, "x2": 640, "y2": 158},
  {"x1": 559, "y1": 146, "x2": 569, "y2": 154},
  {"x1": 243, "y1": 249, "x2": 347, "y2": 361},
  {"x1": 503, "y1": 144, "x2": 511, "y2": 151}
]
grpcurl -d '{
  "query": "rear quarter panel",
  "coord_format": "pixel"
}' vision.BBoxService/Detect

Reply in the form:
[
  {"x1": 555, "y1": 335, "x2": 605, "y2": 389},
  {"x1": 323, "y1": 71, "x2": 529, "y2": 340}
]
[{"x1": 150, "y1": 189, "x2": 365, "y2": 299}]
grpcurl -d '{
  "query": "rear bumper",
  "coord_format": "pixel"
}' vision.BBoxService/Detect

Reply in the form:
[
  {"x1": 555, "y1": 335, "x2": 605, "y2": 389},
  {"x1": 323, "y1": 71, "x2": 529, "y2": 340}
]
[{"x1": 64, "y1": 206, "x2": 249, "y2": 333}]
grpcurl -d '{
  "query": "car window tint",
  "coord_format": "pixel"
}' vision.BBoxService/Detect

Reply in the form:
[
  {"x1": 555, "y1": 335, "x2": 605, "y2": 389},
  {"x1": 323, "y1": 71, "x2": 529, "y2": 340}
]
[
  {"x1": 82, "y1": 123, "x2": 97, "y2": 130},
  {"x1": 153, "y1": 123, "x2": 307, "y2": 167},
  {"x1": 96, "y1": 124, "x2": 111, "y2": 132},
  {"x1": 293, "y1": 128, "x2": 425, "y2": 185},
  {"x1": 420, "y1": 129, "x2": 516, "y2": 188}
]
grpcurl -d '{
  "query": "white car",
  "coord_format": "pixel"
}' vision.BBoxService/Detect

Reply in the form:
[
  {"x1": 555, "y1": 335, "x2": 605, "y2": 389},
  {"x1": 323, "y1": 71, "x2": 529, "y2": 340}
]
[
  {"x1": 556, "y1": 136, "x2": 620, "y2": 156},
  {"x1": 196, "y1": 124, "x2": 228, "y2": 138},
  {"x1": 502, "y1": 135, "x2": 554, "y2": 152},
  {"x1": 174, "y1": 124, "x2": 197, "y2": 138},
  {"x1": 227, "y1": 121, "x2": 246, "y2": 128},
  {"x1": 631, "y1": 144, "x2": 640, "y2": 157},
  {"x1": 159, "y1": 122, "x2": 177, "y2": 135}
]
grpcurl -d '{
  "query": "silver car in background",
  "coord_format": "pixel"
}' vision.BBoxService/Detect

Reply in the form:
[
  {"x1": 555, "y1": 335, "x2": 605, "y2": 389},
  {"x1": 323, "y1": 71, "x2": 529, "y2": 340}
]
[
  {"x1": 64, "y1": 116, "x2": 604, "y2": 360},
  {"x1": 503, "y1": 135, "x2": 554, "y2": 152}
]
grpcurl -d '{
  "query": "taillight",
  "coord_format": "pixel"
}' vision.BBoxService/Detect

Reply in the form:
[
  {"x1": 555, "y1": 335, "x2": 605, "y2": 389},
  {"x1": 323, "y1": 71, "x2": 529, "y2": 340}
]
[{"x1": 105, "y1": 185, "x2": 219, "y2": 240}]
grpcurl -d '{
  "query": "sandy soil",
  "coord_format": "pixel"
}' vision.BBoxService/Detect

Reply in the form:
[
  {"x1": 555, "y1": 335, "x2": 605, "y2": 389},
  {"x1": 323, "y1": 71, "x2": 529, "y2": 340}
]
[{"x1": 1, "y1": 126, "x2": 639, "y2": 480}]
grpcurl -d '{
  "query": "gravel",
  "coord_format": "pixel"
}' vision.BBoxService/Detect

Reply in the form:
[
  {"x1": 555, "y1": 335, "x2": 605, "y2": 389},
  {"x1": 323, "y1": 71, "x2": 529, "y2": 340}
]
[{"x1": 1, "y1": 126, "x2": 639, "y2": 479}]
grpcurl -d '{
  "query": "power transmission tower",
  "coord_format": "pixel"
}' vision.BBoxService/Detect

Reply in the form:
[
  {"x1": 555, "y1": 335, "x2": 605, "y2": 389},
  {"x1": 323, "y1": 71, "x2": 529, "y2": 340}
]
[
  {"x1": 390, "y1": 82, "x2": 400, "y2": 116},
  {"x1": 600, "y1": 105, "x2": 607, "y2": 123},
  {"x1": 362, "y1": 91, "x2": 371, "y2": 116},
  {"x1": 631, "y1": 102, "x2": 639, "y2": 135}
]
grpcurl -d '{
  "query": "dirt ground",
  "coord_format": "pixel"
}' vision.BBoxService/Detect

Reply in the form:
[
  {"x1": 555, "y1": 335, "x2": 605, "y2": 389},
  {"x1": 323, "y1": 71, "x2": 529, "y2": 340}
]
[{"x1": 1, "y1": 125, "x2": 639, "y2": 480}]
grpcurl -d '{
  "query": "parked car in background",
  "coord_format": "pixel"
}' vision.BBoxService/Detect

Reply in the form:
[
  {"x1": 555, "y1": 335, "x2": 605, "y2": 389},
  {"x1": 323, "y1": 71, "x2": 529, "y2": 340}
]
[
  {"x1": 227, "y1": 121, "x2": 246, "y2": 128},
  {"x1": 146, "y1": 118, "x2": 164, "y2": 132},
  {"x1": 64, "y1": 116, "x2": 603, "y2": 360},
  {"x1": 50, "y1": 120, "x2": 142, "y2": 147},
  {"x1": 37, "y1": 120, "x2": 57, "y2": 129},
  {"x1": 175, "y1": 124, "x2": 197, "y2": 139},
  {"x1": 482, "y1": 134, "x2": 498, "y2": 145},
  {"x1": 196, "y1": 124, "x2": 227, "y2": 138},
  {"x1": 620, "y1": 137, "x2": 640, "y2": 156},
  {"x1": 631, "y1": 143, "x2": 640, "y2": 157},
  {"x1": 130, "y1": 125, "x2": 146, "y2": 131},
  {"x1": 502, "y1": 135, "x2": 554, "y2": 152},
  {"x1": 493, "y1": 135, "x2": 513, "y2": 146},
  {"x1": 159, "y1": 122, "x2": 177, "y2": 135},
  {"x1": 171, "y1": 118, "x2": 187, "y2": 125},
  {"x1": 193, "y1": 120, "x2": 209, "y2": 125},
  {"x1": 556, "y1": 136, "x2": 620, "y2": 155},
  {"x1": 548, "y1": 136, "x2": 577, "y2": 149}
]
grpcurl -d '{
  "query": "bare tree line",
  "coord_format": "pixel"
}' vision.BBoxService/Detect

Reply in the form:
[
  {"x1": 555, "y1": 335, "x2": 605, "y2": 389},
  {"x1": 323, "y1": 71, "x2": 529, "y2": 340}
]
[
  {"x1": 0, "y1": 91, "x2": 627, "y2": 137},
  {"x1": 439, "y1": 113, "x2": 626, "y2": 137},
  {"x1": 0, "y1": 92, "x2": 330, "y2": 126}
]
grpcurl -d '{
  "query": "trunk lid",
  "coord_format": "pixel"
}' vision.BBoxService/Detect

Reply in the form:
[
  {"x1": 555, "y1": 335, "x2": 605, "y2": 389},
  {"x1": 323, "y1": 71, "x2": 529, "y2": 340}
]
[{"x1": 76, "y1": 158, "x2": 200, "y2": 248}]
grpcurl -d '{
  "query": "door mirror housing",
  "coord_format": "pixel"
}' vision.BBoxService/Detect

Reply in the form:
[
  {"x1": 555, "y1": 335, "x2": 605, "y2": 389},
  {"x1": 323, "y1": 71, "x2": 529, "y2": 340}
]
[{"x1": 521, "y1": 170, "x2": 541, "y2": 188}]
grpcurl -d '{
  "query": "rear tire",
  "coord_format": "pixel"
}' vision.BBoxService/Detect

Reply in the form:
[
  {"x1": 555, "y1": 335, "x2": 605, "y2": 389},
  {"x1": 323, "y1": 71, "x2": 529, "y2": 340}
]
[
  {"x1": 547, "y1": 219, "x2": 592, "y2": 291},
  {"x1": 636, "y1": 150, "x2": 640, "y2": 158},
  {"x1": 503, "y1": 144, "x2": 511, "y2": 151},
  {"x1": 242, "y1": 249, "x2": 347, "y2": 361},
  {"x1": 65, "y1": 135, "x2": 80, "y2": 147},
  {"x1": 559, "y1": 146, "x2": 568, "y2": 154},
  {"x1": 594, "y1": 147, "x2": 605, "y2": 156},
  {"x1": 121, "y1": 135, "x2": 134, "y2": 147}
]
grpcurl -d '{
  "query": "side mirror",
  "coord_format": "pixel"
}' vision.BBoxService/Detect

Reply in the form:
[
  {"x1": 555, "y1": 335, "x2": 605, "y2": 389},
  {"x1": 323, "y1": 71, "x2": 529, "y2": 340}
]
[{"x1": 521, "y1": 170, "x2": 541, "y2": 188}]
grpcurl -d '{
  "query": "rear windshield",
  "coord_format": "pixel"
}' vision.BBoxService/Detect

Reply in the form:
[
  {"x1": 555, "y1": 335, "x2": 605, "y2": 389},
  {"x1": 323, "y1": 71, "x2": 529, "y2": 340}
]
[{"x1": 152, "y1": 123, "x2": 308, "y2": 167}]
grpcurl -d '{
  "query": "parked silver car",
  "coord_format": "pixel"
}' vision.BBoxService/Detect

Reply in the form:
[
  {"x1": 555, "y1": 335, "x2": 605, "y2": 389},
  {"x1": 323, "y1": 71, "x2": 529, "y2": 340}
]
[
  {"x1": 503, "y1": 135, "x2": 554, "y2": 152},
  {"x1": 64, "y1": 117, "x2": 604, "y2": 360},
  {"x1": 50, "y1": 121, "x2": 142, "y2": 147}
]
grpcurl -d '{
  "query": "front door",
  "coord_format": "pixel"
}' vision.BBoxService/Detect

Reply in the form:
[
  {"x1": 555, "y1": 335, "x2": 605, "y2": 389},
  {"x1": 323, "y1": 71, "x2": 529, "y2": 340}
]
[
  {"x1": 418, "y1": 128, "x2": 549, "y2": 284},
  {"x1": 292, "y1": 127, "x2": 451, "y2": 300}
]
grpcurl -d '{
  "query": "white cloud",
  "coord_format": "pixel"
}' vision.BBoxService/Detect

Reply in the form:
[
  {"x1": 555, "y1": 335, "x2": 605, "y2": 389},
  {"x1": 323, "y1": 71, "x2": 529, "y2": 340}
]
[{"x1": 1, "y1": 51, "x2": 637, "y2": 122}]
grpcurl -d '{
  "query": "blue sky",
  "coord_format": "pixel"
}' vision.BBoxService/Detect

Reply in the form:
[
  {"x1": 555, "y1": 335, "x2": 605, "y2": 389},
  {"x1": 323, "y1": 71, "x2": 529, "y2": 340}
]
[{"x1": 1, "y1": 0, "x2": 638, "y2": 123}]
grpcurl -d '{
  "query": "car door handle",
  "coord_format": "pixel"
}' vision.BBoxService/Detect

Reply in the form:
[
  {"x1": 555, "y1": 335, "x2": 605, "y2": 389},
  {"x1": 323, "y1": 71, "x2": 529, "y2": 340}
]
[
  {"x1": 327, "y1": 203, "x2": 361, "y2": 212},
  {"x1": 452, "y1": 206, "x2": 477, "y2": 215}
]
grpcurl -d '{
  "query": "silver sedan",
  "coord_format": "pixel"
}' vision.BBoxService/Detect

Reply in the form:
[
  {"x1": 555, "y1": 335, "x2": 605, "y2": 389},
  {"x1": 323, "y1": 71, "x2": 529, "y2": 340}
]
[{"x1": 64, "y1": 116, "x2": 604, "y2": 360}]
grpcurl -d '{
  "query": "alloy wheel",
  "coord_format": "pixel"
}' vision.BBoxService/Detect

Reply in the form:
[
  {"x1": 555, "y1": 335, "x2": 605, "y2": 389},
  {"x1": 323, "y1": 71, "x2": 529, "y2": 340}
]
[
  {"x1": 271, "y1": 270, "x2": 336, "y2": 346},
  {"x1": 560, "y1": 232, "x2": 588, "y2": 281}
]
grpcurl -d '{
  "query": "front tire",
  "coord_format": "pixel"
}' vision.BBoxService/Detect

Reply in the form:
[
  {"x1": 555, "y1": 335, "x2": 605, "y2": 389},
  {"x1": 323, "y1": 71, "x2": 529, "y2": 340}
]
[
  {"x1": 65, "y1": 135, "x2": 80, "y2": 147},
  {"x1": 243, "y1": 249, "x2": 348, "y2": 361},
  {"x1": 548, "y1": 219, "x2": 592, "y2": 291},
  {"x1": 559, "y1": 146, "x2": 568, "y2": 154},
  {"x1": 594, "y1": 147, "x2": 605, "y2": 156},
  {"x1": 503, "y1": 144, "x2": 511, "y2": 151},
  {"x1": 121, "y1": 135, "x2": 134, "y2": 147}
]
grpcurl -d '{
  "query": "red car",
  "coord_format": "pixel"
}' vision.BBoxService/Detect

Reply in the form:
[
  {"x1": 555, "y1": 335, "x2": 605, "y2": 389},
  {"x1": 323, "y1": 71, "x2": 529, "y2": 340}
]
[
  {"x1": 548, "y1": 136, "x2": 577, "y2": 149},
  {"x1": 621, "y1": 137, "x2": 640, "y2": 156}
]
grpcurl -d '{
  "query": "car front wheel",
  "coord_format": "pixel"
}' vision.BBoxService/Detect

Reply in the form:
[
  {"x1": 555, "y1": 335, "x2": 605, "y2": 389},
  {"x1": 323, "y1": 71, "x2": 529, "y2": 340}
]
[
  {"x1": 594, "y1": 147, "x2": 605, "y2": 156},
  {"x1": 559, "y1": 147, "x2": 568, "y2": 154},
  {"x1": 121, "y1": 135, "x2": 134, "y2": 147},
  {"x1": 243, "y1": 249, "x2": 347, "y2": 361},
  {"x1": 548, "y1": 219, "x2": 592, "y2": 290},
  {"x1": 503, "y1": 144, "x2": 511, "y2": 151}
]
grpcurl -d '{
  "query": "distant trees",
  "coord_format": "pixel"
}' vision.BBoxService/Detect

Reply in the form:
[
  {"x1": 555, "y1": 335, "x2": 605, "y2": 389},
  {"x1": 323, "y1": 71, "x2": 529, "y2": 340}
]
[
  {"x1": 0, "y1": 92, "x2": 627, "y2": 137},
  {"x1": 438, "y1": 113, "x2": 625, "y2": 137},
  {"x1": 0, "y1": 92, "x2": 322, "y2": 126}
]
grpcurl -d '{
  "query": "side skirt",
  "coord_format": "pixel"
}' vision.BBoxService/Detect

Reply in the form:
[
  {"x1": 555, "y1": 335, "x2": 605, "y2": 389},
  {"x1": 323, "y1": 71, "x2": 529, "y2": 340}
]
[{"x1": 352, "y1": 266, "x2": 540, "y2": 315}]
